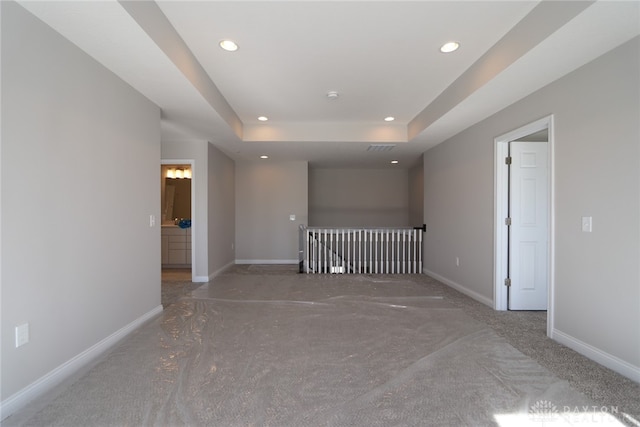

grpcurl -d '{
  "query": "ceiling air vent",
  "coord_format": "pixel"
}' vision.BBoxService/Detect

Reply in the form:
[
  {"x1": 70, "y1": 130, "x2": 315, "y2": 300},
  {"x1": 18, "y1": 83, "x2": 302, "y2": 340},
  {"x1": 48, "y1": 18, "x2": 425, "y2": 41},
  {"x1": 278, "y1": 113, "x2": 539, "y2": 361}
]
[{"x1": 366, "y1": 144, "x2": 396, "y2": 152}]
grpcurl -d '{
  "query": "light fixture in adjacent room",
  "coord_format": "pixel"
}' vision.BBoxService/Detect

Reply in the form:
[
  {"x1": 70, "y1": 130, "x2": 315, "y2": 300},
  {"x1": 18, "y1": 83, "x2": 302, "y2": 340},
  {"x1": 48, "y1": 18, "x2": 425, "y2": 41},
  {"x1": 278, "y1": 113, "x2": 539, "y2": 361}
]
[
  {"x1": 384, "y1": 116, "x2": 395, "y2": 122},
  {"x1": 219, "y1": 39, "x2": 239, "y2": 52},
  {"x1": 166, "y1": 167, "x2": 192, "y2": 179},
  {"x1": 391, "y1": 160, "x2": 399, "y2": 164},
  {"x1": 258, "y1": 116, "x2": 269, "y2": 121},
  {"x1": 440, "y1": 41, "x2": 460, "y2": 53},
  {"x1": 260, "y1": 155, "x2": 269, "y2": 159}
]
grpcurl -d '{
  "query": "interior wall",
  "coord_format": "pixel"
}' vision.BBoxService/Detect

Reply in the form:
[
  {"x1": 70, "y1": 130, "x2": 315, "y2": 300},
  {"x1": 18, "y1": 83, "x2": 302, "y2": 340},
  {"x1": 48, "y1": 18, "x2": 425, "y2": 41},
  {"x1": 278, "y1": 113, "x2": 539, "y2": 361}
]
[
  {"x1": 235, "y1": 161, "x2": 308, "y2": 263},
  {"x1": 309, "y1": 168, "x2": 409, "y2": 227},
  {"x1": 207, "y1": 143, "x2": 236, "y2": 276},
  {"x1": 1, "y1": 1, "x2": 161, "y2": 402},
  {"x1": 423, "y1": 37, "x2": 639, "y2": 376},
  {"x1": 161, "y1": 140, "x2": 209, "y2": 281},
  {"x1": 408, "y1": 159, "x2": 424, "y2": 227},
  {"x1": 423, "y1": 127, "x2": 493, "y2": 301}
]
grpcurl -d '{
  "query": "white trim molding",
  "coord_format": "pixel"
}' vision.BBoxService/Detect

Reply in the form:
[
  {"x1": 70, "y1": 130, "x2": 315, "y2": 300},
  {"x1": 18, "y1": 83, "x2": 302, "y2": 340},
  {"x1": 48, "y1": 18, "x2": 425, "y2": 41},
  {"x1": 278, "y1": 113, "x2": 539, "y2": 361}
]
[
  {"x1": 552, "y1": 328, "x2": 640, "y2": 383},
  {"x1": 423, "y1": 268, "x2": 493, "y2": 308},
  {"x1": 493, "y1": 115, "x2": 555, "y2": 337},
  {"x1": 0, "y1": 305, "x2": 163, "y2": 421}
]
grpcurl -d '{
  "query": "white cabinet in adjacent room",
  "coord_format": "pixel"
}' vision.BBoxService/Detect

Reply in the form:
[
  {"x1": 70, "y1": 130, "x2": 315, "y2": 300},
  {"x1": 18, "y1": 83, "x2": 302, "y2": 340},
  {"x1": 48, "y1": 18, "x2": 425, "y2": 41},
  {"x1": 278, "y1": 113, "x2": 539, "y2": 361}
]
[{"x1": 161, "y1": 226, "x2": 191, "y2": 267}]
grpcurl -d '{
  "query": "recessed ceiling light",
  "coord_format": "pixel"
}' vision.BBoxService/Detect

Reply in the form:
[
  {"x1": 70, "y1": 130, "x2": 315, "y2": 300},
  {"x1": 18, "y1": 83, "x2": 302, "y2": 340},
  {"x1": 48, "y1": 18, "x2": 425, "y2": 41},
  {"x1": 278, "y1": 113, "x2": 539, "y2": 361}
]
[
  {"x1": 384, "y1": 116, "x2": 395, "y2": 122},
  {"x1": 326, "y1": 91, "x2": 339, "y2": 100},
  {"x1": 260, "y1": 155, "x2": 269, "y2": 159},
  {"x1": 219, "y1": 39, "x2": 239, "y2": 52},
  {"x1": 258, "y1": 116, "x2": 268, "y2": 121},
  {"x1": 440, "y1": 41, "x2": 460, "y2": 53},
  {"x1": 391, "y1": 160, "x2": 399, "y2": 164}
]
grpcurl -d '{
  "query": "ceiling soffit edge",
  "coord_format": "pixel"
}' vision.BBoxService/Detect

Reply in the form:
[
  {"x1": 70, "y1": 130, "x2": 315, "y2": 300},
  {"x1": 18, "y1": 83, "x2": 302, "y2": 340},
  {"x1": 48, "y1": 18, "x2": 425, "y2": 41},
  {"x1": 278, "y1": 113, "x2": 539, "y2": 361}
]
[
  {"x1": 118, "y1": 0, "x2": 243, "y2": 139},
  {"x1": 243, "y1": 122, "x2": 408, "y2": 143},
  {"x1": 407, "y1": 0, "x2": 594, "y2": 141}
]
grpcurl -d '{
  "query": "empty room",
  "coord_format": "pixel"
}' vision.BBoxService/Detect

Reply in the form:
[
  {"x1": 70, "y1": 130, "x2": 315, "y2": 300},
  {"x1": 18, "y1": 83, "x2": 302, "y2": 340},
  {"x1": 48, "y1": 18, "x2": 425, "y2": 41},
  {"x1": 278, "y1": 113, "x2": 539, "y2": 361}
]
[{"x1": 1, "y1": 1, "x2": 639, "y2": 425}]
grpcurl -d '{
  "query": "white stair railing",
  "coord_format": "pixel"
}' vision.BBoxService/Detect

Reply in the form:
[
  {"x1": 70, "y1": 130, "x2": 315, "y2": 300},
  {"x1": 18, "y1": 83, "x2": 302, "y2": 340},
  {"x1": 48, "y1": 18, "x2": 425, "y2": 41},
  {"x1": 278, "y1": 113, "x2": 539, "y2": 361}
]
[{"x1": 299, "y1": 226, "x2": 423, "y2": 274}]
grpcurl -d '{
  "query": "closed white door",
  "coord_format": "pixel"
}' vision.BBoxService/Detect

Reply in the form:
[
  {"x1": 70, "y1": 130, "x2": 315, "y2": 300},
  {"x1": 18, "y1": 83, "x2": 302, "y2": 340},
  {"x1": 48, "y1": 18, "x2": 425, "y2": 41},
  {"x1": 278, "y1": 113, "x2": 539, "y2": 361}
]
[{"x1": 509, "y1": 141, "x2": 548, "y2": 310}]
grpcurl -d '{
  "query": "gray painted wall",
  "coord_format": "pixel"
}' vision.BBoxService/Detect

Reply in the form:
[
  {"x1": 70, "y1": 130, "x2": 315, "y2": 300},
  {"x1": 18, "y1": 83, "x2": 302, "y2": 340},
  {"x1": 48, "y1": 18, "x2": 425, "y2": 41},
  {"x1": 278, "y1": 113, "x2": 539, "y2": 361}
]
[
  {"x1": 1, "y1": 2, "x2": 161, "y2": 400},
  {"x1": 408, "y1": 160, "x2": 424, "y2": 227},
  {"x1": 309, "y1": 168, "x2": 409, "y2": 227},
  {"x1": 235, "y1": 161, "x2": 308, "y2": 263},
  {"x1": 423, "y1": 37, "x2": 639, "y2": 373},
  {"x1": 207, "y1": 143, "x2": 236, "y2": 275}
]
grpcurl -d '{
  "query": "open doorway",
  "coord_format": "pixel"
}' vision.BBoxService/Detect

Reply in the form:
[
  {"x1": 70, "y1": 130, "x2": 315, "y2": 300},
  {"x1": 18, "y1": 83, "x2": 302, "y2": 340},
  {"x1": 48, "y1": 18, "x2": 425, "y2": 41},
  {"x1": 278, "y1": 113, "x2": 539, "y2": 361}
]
[
  {"x1": 494, "y1": 116, "x2": 554, "y2": 334},
  {"x1": 161, "y1": 160, "x2": 195, "y2": 282}
]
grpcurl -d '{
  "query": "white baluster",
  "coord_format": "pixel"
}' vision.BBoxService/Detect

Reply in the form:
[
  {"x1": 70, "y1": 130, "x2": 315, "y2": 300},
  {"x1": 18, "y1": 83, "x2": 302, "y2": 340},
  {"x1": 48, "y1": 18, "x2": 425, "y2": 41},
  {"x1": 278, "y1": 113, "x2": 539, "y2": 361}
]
[{"x1": 418, "y1": 230, "x2": 422, "y2": 273}]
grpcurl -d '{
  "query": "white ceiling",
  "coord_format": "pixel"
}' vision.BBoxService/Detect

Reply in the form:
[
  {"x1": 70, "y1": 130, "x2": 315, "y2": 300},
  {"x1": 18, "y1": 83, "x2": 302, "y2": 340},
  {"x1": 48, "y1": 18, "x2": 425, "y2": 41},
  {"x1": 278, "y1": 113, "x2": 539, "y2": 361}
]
[{"x1": 18, "y1": 1, "x2": 640, "y2": 168}]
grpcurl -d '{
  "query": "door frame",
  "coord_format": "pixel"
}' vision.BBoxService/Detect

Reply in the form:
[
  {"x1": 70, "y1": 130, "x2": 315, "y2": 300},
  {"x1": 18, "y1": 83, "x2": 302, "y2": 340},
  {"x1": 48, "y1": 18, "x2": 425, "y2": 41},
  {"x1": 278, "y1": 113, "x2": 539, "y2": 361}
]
[
  {"x1": 493, "y1": 115, "x2": 555, "y2": 334},
  {"x1": 161, "y1": 159, "x2": 196, "y2": 281}
]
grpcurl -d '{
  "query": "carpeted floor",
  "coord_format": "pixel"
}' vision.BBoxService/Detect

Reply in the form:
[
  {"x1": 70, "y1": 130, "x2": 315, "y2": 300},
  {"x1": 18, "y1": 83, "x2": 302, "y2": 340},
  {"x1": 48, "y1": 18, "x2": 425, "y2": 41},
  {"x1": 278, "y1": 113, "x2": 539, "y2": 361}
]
[
  {"x1": 4, "y1": 265, "x2": 639, "y2": 426},
  {"x1": 161, "y1": 268, "x2": 201, "y2": 308}
]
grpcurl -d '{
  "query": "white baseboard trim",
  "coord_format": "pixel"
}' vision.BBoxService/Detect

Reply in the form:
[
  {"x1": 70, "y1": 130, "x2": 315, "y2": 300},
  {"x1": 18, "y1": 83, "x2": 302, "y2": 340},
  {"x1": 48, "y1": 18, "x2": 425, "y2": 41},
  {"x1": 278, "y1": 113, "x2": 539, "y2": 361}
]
[
  {"x1": 0, "y1": 305, "x2": 163, "y2": 421},
  {"x1": 551, "y1": 328, "x2": 640, "y2": 383},
  {"x1": 423, "y1": 268, "x2": 494, "y2": 308},
  {"x1": 235, "y1": 259, "x2": 298, "y2": 265}
]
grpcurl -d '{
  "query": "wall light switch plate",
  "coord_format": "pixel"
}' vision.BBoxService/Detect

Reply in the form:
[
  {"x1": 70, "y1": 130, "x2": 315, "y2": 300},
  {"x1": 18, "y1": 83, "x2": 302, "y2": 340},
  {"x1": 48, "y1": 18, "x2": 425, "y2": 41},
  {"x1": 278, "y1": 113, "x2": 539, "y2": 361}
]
[
  {"x1": 581, "y1": 216, "x2": 592, "y2": 233},
  {"x1": 16, "y1": 323, "x2": 29, "y2": 348}
]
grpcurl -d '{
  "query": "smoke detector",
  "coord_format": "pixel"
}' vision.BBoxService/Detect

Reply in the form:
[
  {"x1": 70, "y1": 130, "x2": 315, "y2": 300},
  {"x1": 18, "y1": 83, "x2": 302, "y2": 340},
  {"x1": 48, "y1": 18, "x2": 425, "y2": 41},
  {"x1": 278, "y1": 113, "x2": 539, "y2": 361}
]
[{"x1": 326, "y1": 91, "x2": 339, "y2": 100}]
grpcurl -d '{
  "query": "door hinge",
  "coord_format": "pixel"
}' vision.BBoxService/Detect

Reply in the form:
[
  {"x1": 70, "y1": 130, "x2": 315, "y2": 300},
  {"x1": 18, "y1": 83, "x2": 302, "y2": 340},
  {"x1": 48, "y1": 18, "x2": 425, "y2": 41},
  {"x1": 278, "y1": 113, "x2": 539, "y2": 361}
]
[
  {"x1": 505, "y1": 156, "x2": 512, "y2": 165},
  {"x1": 505, "y1": 217, "x2": 512, "y2": 226},
  {"x1": 504, "y1": 278, "x2": 511, "y2": 287}
]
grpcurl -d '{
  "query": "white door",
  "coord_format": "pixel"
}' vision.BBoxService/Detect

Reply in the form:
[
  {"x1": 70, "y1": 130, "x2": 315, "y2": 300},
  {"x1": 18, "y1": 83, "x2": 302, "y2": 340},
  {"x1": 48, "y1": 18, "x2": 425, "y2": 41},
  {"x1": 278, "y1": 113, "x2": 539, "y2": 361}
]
[{"x1": 508, "y1": 141, "x2": 548, "y2": 310}]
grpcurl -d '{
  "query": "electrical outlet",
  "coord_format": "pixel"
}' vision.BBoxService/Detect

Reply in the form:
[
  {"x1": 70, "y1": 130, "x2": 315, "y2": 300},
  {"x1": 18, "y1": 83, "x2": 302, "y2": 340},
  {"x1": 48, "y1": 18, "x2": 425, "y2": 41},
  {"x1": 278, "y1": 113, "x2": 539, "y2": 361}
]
[
  {"x1": 456, "y1": 257, "x2": 460, "y2": 267},
  {"x1": 15, "y1": 323, "x2": 29, "y2": 348},
  {"x1": 149, "y1": 214, "x2": 156, "y2": 227},
  {"x1": 581, "y1": 216, "x2": 592, "y2": 233}
]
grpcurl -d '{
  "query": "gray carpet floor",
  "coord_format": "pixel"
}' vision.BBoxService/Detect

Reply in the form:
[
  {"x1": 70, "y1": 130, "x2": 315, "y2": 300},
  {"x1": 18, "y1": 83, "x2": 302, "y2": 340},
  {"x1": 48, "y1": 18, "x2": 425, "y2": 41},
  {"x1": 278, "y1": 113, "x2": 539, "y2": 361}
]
[{"x1": 4, "y1": 265, "x2": 639, "y2": 426}]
